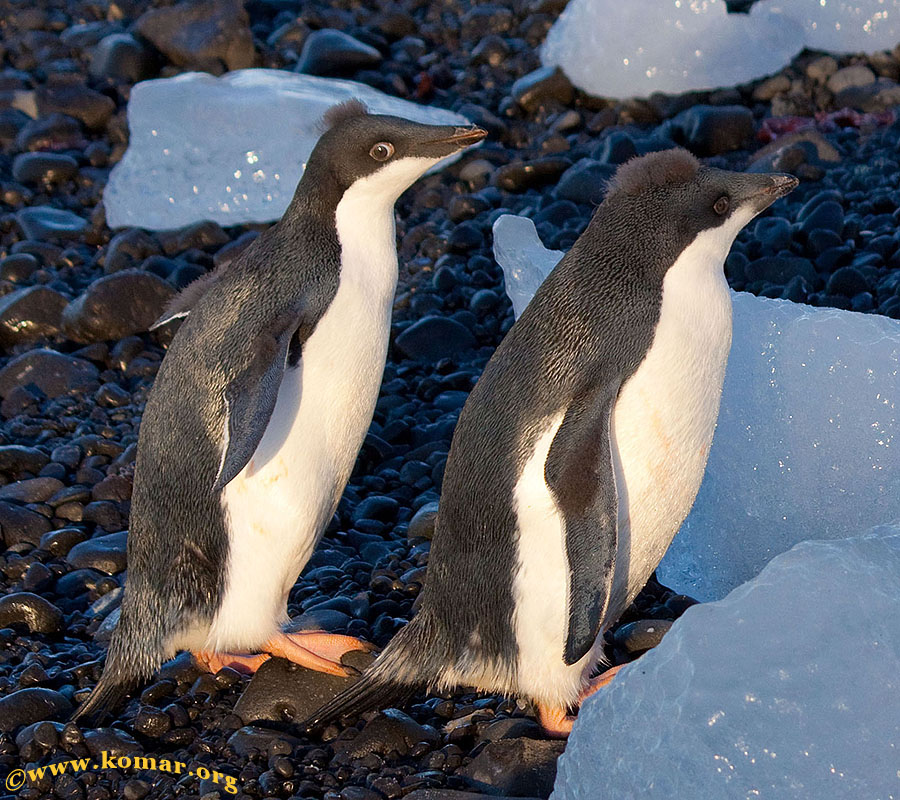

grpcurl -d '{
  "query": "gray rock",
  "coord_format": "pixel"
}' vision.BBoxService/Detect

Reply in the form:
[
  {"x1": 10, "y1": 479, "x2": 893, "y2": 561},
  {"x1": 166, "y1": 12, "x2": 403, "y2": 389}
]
[
  {"x1": 90, "y1": 33, "x2": 157, "y2": 83},
  {"x1": 67, "y1": 530, "x2": 128, "y2": 574},
  {"x1": 395, "y1": 317, "x2": 476, "y2": 362},
  {"x1": 103, "y1": 228, "x2": 159, "y2": 274},
  {"x1": 0, "y1": 501, "x2": 52, "y2": 546},
  {"x1": 834, "y1": 78, "x2": 900, "y2": 112},
  {"x1": 0, "y1": 592, "x2": 63, "y2": 633},
  {"x1": 227, "y1": 725, "x2": 300, "y2": 757},
  {"x1": 0, "y1": 253, "x2": 39, "y2": 283},
  {"x1": 334, "y1": 709, "x2": 439, "y2": 758},
  {"x1": 0, "y1": 688, "x2": 72, "y2": 733},
  {"x1": 458, "y1": 738, "x2": 565, "y2": 797},
  {"x1": 62, "y1": 270, "x2": 175, "y2": 343},
  {"x1": 35, "y1": 83, "x2": 116, "y2": 130},
  {"x1": 668, "y1": 105, "x2": 754, "y2": 156},
  {"x1": 826, "y1": 64, "x2": 876, "y2": 94},
  {"x1": 510, "y1": 66, "x2": 573, "y2": 113},
  {"x1": 16, "y1": 207, "x2": 88, "y2": 241},
  {"x1": 613, "y1": 618, "x2": 673, "y2": 653},
  {"x1": 745, "y1": 256, "x2": 818, "y2": 286},
  {"x1": 752, "y1": 73, "x2": 791, "y2": 101},
  {"x1": 0, "y1": 286, "x2": 68, "y2": 348},
  {"x1": 234, "y1": 650, "x2": 374, "y2": 724},
  {"x1": 407, "y1": 501, "x2": 439, "y2": 540},
  {"x1": 806, "y1": 55, "x2": 838, "y2": 84},
  {"x1": 296, "y1": 30, "x2": 382, "y2": 76},
  {"x1": 0, "y1": 349, "x2": 99, "y2": 398},
  {"x1": 0, "y1": 477, "x2": 64, "y2": 503},
  {"x1": 83, "y1": 727, "x2": 141, "y2": 758},
  {"x1": 0, "y1": 445, "x2": 49, "y2": 475},
  {"x1": 133, "y1": 0, "x2": 256, "y2": 72},
  {"x1": 555, "y1": 159, "x2": 614, "y2": 205},
  {"x1": 12, "y1": 153, "x2": 79, "y2": 185}
]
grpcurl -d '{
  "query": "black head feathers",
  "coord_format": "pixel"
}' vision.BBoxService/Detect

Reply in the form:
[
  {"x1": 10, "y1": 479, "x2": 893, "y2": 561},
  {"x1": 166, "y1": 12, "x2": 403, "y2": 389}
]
[
  {"x1": 319, "y1": 98, "x2": 369, "y2": 132},
  {"x1": 606, "y1": 149, "x2": 700, "y2": 198}
]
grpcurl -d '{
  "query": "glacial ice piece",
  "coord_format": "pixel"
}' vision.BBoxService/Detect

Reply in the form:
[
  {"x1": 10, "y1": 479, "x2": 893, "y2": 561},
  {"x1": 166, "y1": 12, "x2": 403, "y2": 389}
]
[
  {"x1": 553, "y1": 525, "x2": 900, "y2": 800},
  {"x1": 541, "y1": 0, "x2": 900, "y2": 98},
  {"x1": 541, "y1": 0, "x2": 804, "y2": 98},
  {"x1": 103, "y1": 69, "x2": 473, "y2": 231},
  {"x1": 493, "y1": 214, "x2": 900, "y2": 601},
  {"x1": 777, "y1": 0, "x2": 900, "y2": 54}
]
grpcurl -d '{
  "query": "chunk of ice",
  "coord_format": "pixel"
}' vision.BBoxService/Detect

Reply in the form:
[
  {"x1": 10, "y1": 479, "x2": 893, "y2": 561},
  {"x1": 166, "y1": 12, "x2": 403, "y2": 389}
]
[
  {"x1": 493, "y1": 214, "x2": 900, "y2": 601},
  {"x1": 541, "y1": 0, "x2": 900, "y2": 98},
  {"x1": 541, "y1": 0, "x2": 804, "y2": 98},
  {"x1": 553, "y1": 524, "x2": 900, "y2": 800},
  {"x1": 777, "y1": 0, "x2": 900, "y2": 54},
  {"x1": 103, "y1": 69, "x2": 473, "y2": 231}
]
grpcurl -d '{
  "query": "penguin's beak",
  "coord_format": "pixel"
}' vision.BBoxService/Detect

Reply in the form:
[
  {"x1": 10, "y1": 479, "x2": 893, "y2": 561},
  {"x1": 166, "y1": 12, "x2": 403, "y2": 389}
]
[
  {"x1": 428, "y1": 126, "x2": 488, "y2": 147},
  {"x1": 735, "y1": 172, "x2": 799, "y2": 211}
]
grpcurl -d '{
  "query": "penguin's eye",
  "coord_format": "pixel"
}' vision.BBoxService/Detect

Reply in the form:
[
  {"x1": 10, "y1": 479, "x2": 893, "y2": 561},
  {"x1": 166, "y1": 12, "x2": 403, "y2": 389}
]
[
  {"x1": 713, "y1": 196, "x2": 730, "y2": 216},
  {"x1": 369, "y1": 142, "x2": 395, "y2": 162}
]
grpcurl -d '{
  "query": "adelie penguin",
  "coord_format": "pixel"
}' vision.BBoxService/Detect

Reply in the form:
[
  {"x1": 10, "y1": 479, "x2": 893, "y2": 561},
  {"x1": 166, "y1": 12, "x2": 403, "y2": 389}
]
[
  {"x1": 72, "y1": 101, "x2": 486, "y2": 720},
  {"x1": 304, "y1": 149, "x2": 798, "y2": 737}
]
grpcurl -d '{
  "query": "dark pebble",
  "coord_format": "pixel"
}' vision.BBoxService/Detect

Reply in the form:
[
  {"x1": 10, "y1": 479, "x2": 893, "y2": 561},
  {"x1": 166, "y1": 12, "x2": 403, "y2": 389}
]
[
  {"x1": 90, "y1": 33, "x2": 157, "y2": 83},
  {"x1": 592, "y1": 131, "x2": 637, "y2": 164},
  {"x1": 395, "y1": 317, "x2": 476, "y2": 362},
  {"x1": 227, "y1": 725, "x2": 300, "y2": 758},
  {"x1": 66, "y1": 530, "x2": 128, "y2": 574},
  {"x1": 826, "y1": 266, "x2": 868, "y2": 297},
  {"x1": 457, "y1": 738, "x2": 565, "y2": 797},
  {"x1": 0, "y1": 445, "x2": 49, "y2": 474},
  {"x1": 745, "y1": 256, "x2": 817, "y2": 285},
  {"x1": 62, "y1": 270, "x2": 175, "y2": 343},
  {"x1": 613, "y1": 618, "x2": 673, "y2": 653},
  {"x1": 333, "y1": 708, "x2": 439, "y2": 758},
  {"x1": 667, "y1": 105, "x2": 754, "y2": 156},
  {"x1": 0, "y1": 500, "x2": 52, "y2": 546},
  {"x1": 493, "y1": 157, "x2": 571, "y2": 192},
  {"x1": 0, "y1": 592, "x2": 63, "y2": 633},
  {"x1": 36, "y1": 83, "x2": 115, "y2": 131},
  {"x1": 134, "y1": 0, "x2": 256, "y2": 72},
  {"x1": 12, "y1": 153, "x2": 79, "y2": 185},
  {"x1": 0, "y1": 253, "x2": 40, "y2": 283},
  {"x1": 555, "y1": 159, "x2": 614, "y2": 205},
  {"x1": 0, "y1": 688, "x2": 72, "y2": 733},
  {"x1": 296, "y1": 30, "x2": 382, "y2": 76},
  {"x1": 16, "y1": 207, "x2": 87, "y2": 241},
  {"x1": 799, "y1": 200, "x2": 844, "y2": 237},
  {"x1": 510, "y1": 66, "x2": 573, "y2": 113},
  {"x1": 0, "y1": 348, "x2": 99, "y2": 398},
  {"x1": 234, "y1": 651, "x2": 373, "y2": 724},
  {"x1": 0, "y1": 286, "x2": 68, "y2": 348},
  {"x1": 0, "y1": 476, "x2": 63, "y2": 503}
]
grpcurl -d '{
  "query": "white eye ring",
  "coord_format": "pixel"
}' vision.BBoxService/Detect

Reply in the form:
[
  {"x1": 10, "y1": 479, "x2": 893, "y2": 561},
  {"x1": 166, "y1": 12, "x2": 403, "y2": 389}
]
[{"x1": 369, "y1": 142, "x2": 395, "y2": 161}]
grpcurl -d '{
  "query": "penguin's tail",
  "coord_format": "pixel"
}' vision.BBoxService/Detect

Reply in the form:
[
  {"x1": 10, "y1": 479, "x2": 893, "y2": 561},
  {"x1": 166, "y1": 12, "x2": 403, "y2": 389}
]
[
  {"x1": 301, "y1": 614, "x2": 441, "y2": 733},
  {"x1": 71, "y1": 595, "x2": 169, "y2": 724}
]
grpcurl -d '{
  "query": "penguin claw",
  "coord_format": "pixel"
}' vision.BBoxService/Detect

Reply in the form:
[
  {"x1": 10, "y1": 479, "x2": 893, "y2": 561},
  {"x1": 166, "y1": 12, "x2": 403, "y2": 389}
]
[
  {"x1": 535, "y1": 664, "x2": 627, "y2": 738},
  {"x1": 193, "y1": 651, "x2": 270, "y2": 675},
  {"x1": 266, "y1": 632, "x2": 375, "y2": 677}
]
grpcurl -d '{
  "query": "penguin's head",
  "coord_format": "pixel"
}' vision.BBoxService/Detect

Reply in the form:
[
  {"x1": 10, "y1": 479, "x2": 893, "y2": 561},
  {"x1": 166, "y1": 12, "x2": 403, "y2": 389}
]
[
  {"x1": 302, "y1": 99, "x2": 486, "y2": 204},
  {"x1": 604, "y1": 148, "x2": 798, "y2": 259}
]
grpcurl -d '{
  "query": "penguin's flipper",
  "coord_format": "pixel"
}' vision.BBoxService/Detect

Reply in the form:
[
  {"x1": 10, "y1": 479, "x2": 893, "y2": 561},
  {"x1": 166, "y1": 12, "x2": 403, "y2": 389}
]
[
  {"x1": 544, "y1": 384, "x2": 620, "y2": 666},
  {"x1": 213, "y1": 308, "x2": 311, "y2": 490},
  {"x1": 150, "y1": 271, "x2": 221, "y2": 330}
]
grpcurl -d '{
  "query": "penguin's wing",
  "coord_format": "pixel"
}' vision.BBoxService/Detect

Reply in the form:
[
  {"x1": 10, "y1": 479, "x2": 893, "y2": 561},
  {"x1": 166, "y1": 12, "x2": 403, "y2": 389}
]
[
  {"x1": 544, "y1": 384, "x2": 620, "y2": 666},
  {"x1": 213, "y1": 307, "x2": 312, "y2": 490}
]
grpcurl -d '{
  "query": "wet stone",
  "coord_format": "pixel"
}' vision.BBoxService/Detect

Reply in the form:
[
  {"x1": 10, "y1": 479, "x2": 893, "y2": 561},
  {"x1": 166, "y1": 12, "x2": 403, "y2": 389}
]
[
  {"x1": 458, "y1": 738, "x2": 565, "y2": 797},
  {"x1": 90, "y1": 33, "x2": 157, "y2": 83},
  {"x1": 0, "y1": 688, "x2": 72, "y2": 733},
  {"x1": 12, "y1": 152, "x2": 79, "y2": 185},
  {"x1": 62, "y1": 270, "x2": 175, "y2": 343},
  {"x1": 226, "y1": 725, "x2": 300, "y2": 758},
  {"x1": 333, "y1": 709, "x2": 439, "y2": 759},
  {"x1": 35, "y1": 83, "x2": 116, "y2": 130},
  {"x1": 0, "y1": 253, "x2": 39, "y2": 283},
  {"x1": 511, "y1": 66, "x2": 573, "y2": 113},
  {"x1": 612, "y1": 618, "x2": 673, "y2": 653},
  {"x1": 296, "y1": 30, "x2": 382, "y2": 76},
  {"x1": 66, "y1": 530, "x2": 128, "y2": 574},
  {"x1": 16, "y1": 207, "x2": 88, "y2": 241},
  {"x1": 667, "y1": 105, "x2": 754, "y2": 156},
  {"x1": 395, "y1": 317, "x2": 477, "y2": 363},
  {"x1": 555, "y1": 159, "x2": 614, "y2": 205},
  {"x1": 0, "y1": 349, "x2": 99, "y2": 398},
  {"x1": 15, "y1": 113, "x2": 85, "y2": 153},
  {"x1": 493, "y1": 158, "x2": 571, "y2": 192},
  {"x1": 0, "y1": 501, "x2": 52, "y2": 546},
  {"x1": 0, "y1": 592, "x2": 63, "y2": 633},
  {"x1": 0, "y1": 286, "x2": 68, "y2": 348},
  {"x1": 234, "y1": 650, "x2": 374, "y2": 724},
  {"x1": 133, "y1": 0, "x2": 256, "y2": 72},
  {"x1": 0, "y1": 477, "x2": 64, "y2": 503}
]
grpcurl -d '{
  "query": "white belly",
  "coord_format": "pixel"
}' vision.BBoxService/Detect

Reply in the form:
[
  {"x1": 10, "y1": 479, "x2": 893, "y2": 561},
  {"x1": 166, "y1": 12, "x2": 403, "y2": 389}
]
[{"x1": 510, "y1": 224, "x2": 738, "y2": 708}]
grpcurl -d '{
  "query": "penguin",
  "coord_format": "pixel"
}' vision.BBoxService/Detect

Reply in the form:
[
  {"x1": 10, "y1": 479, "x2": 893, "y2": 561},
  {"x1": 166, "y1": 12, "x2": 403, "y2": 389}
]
[
  {"x1": 73, "y1": 100, "x2": 487, "y2": 720},
  {"x1": 302, "y1": 149, "x2": 798, "y2": 737}
]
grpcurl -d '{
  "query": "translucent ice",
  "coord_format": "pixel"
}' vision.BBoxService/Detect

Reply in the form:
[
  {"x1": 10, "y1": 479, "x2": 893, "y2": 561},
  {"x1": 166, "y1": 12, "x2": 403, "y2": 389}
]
[
  {"x1": 493, "y1": 214, "x2": 900, "y2": 601},
  {"x1": 541, "y1": 0, "x2": 900, "y2": 98},
  {"x1": 777, "y1": 0, "x2": 900, "y2": 54},
  {"x1": 553, "y1": 525, "x2": 900, "y2": 800},
  {"x1": 541, "y1": 0, "x2": 804, "y2": 98},
  {"x1": 103, "y1": 69, "x2": 473, "y2": 231}
]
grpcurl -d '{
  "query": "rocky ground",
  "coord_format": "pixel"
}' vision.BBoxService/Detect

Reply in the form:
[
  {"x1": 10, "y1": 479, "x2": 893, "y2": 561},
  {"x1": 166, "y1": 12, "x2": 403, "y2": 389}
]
[{"x1": 0, "y1": 0, "x2": 899, "y2": 798}]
